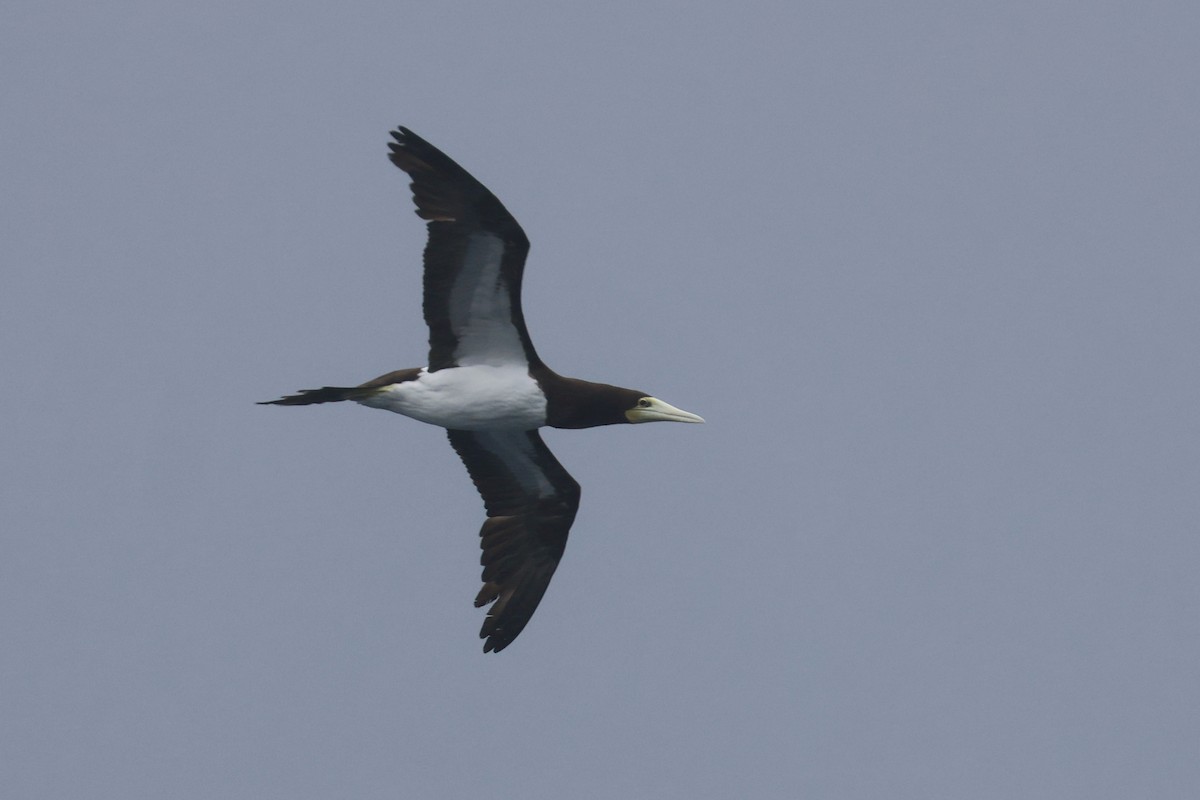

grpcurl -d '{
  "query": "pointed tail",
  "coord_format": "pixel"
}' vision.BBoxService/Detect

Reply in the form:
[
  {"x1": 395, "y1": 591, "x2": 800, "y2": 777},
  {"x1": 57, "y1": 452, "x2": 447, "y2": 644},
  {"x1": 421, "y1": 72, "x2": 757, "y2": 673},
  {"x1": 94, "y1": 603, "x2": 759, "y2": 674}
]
[
  {"x1": 260, "y1": 368, "x2": 422, "y2": 407},
  {"x1": 257, "y1": 386, "x2": 360, "y2": 406}
]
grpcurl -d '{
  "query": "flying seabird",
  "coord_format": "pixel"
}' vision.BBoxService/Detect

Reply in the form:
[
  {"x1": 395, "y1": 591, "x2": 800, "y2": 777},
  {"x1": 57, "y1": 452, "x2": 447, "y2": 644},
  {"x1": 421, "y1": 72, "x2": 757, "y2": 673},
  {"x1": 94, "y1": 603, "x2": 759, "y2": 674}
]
[{"x1": 261, "y1": 127, "x2": 703, "y2": 652}]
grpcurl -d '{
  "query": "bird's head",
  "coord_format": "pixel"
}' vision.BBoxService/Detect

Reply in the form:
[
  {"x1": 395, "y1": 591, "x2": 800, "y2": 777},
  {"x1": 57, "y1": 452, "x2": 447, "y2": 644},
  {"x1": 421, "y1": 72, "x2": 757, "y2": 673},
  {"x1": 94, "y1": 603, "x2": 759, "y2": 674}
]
[
  {"x1": 543, "y1": 377, "x2": 704, "y2": 429},
  {"x1": 623, "y1": 395, "x2": 705, "y2": 424}
]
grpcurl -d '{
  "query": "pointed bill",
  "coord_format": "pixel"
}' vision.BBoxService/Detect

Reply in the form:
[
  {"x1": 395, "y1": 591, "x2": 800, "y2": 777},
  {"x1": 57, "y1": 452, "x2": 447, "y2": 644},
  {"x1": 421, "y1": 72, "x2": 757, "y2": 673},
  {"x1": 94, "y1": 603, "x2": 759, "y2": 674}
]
[{"x1": 625, "y1": 397, "x2": 705, "y2": 424}]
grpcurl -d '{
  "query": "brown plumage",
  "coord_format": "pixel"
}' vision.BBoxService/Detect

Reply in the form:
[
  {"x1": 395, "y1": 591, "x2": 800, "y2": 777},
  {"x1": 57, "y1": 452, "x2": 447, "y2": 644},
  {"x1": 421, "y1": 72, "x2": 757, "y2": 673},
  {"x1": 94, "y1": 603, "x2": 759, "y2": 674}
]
[{"x1": 261, "y1": 127, "x2": 702, "y2": 652}]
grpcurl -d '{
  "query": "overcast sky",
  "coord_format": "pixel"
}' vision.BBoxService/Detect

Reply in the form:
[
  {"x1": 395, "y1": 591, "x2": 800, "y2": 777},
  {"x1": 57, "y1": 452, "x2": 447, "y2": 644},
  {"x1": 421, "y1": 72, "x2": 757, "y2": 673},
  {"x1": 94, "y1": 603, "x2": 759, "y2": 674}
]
[{"x1": 3, "y1": 2, "x2": 1198, "y2": 798}]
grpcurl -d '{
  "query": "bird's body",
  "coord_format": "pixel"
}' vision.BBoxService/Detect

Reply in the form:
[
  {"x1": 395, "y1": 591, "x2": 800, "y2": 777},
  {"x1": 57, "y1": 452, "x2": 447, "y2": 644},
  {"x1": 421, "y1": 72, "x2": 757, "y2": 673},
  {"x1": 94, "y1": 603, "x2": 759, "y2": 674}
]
[
  {"x1": 360, "y1": 365, "x2": 546, "y2": 430},
  {"x1": 262, "y1": 127, "x2": 702, "y2": 652}
]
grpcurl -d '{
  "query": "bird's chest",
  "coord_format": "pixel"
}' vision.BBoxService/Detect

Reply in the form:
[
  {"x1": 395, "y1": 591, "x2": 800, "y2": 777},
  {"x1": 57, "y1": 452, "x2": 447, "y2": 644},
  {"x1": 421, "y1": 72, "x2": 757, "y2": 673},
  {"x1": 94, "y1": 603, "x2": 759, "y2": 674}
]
[{"x1": 361, "y1": 366, "x2": 547, "y2": 430}]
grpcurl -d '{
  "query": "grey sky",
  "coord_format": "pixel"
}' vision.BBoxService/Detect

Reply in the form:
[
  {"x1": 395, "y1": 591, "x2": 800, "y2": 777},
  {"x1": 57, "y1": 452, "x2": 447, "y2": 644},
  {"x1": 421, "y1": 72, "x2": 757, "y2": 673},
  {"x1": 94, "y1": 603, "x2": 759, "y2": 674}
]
[{"x1": 3, "y1": 2, "x2": 1198, "y2": 798}]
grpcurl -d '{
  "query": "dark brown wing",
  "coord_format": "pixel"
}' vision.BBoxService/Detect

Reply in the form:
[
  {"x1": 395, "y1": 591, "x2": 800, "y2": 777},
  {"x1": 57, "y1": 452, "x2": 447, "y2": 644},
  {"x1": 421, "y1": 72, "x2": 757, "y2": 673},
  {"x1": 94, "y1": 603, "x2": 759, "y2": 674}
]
[
  {"x1": 387, "y1": 127, "x2": 541, "y2": 372},
  {"x1": 446, "y1": 429, "x2": 581, "y2": 653}
]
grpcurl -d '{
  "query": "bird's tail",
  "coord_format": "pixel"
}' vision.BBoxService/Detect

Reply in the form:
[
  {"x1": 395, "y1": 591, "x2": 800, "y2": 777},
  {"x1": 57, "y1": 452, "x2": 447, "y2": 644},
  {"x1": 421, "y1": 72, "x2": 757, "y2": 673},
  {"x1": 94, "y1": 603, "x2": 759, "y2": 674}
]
[
  {"x1": 260, "y1": 368, "x2": 422, "y2": 407},
  {"x1": 257, "y1": 386, "x2": 365, "y2": 406}
]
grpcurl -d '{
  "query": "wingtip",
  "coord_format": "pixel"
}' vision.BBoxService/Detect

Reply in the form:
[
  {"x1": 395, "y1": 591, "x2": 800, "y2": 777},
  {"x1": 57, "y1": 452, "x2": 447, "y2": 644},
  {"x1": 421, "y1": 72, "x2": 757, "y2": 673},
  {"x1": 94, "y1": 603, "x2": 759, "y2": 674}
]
[
  {"x1": 481, "y1": 629, "x2": 512, "y2": 654},
  {"x1": 388, "y1": 125, "x2": 423, "y2": 153},
  {"x1": 387, "y1": 127, "x2": 435, "y2": 174}
]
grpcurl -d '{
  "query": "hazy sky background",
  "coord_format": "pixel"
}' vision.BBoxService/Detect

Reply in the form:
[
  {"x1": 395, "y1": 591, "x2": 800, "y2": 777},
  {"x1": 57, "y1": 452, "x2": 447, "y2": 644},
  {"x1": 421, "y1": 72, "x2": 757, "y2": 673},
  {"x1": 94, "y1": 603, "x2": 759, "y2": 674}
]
[{"x1": 3, "y1": 2, "x2": 1198, "y2": 798}]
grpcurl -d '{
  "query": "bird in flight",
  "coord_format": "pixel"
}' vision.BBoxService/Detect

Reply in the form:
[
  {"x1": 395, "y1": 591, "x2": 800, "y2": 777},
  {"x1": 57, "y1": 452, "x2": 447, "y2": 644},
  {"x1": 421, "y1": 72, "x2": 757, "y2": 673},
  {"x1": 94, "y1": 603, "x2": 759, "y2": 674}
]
[{"x1": 261, "y1": 127, "x2": 703, "y2": 652}]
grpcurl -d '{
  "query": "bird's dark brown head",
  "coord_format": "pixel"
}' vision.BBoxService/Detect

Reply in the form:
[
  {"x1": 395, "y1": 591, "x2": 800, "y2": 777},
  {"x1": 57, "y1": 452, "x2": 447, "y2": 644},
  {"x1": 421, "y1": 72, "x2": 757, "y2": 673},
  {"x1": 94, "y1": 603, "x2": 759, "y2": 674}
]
[{"x1": 540, "y1": 374, "x2": 704, "y2": 429}]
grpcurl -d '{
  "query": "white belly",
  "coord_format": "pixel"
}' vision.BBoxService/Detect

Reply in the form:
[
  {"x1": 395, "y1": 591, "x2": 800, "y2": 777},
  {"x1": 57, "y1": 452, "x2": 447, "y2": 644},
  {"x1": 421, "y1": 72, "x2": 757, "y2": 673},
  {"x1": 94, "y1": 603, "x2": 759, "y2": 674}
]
[{"x1": 357, "y1": 366, "x2": 547, "y2": 430}]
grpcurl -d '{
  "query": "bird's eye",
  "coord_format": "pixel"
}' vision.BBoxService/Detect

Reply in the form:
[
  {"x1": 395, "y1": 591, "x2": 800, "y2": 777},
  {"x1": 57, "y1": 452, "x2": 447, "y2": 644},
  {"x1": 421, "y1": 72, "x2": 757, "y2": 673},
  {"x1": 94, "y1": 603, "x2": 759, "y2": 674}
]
[{"x1": 638, "y1": 398, "x2": 651, "y2": 408}]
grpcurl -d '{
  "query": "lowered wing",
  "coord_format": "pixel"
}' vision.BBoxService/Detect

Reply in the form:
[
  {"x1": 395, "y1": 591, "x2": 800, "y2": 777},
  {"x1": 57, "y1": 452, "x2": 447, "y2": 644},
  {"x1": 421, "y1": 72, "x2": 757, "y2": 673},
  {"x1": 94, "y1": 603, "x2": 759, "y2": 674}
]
[{"x1": 446, "y1": 428, "x2": 580, "y2": 653}]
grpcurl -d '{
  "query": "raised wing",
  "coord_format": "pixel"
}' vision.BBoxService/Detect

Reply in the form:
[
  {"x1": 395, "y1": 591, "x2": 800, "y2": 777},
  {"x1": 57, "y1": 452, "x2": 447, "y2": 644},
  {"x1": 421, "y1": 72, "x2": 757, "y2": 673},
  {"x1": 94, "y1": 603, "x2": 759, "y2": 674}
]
[
  {"x1": 388, "y1": 127, "x2": 541, "y2": 372},
  {"x1": 446, "y1": 429, "x2": 581, "y2": 653}
]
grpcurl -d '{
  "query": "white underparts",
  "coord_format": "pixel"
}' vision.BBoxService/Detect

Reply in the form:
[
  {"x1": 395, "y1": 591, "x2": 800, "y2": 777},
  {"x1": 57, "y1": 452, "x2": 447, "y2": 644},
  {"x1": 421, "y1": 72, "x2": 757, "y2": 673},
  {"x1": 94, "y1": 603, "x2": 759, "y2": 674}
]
[{"x1": 356, "y1": 366, "x2": 547, "y2": 430}]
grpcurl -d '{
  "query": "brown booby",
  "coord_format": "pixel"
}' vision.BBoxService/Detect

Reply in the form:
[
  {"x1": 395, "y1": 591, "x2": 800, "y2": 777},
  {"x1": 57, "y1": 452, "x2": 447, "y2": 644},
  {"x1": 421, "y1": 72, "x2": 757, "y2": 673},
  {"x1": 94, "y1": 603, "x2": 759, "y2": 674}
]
[{"x1": 261, "y1": 127, "x2": 703, "y2": 652}]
